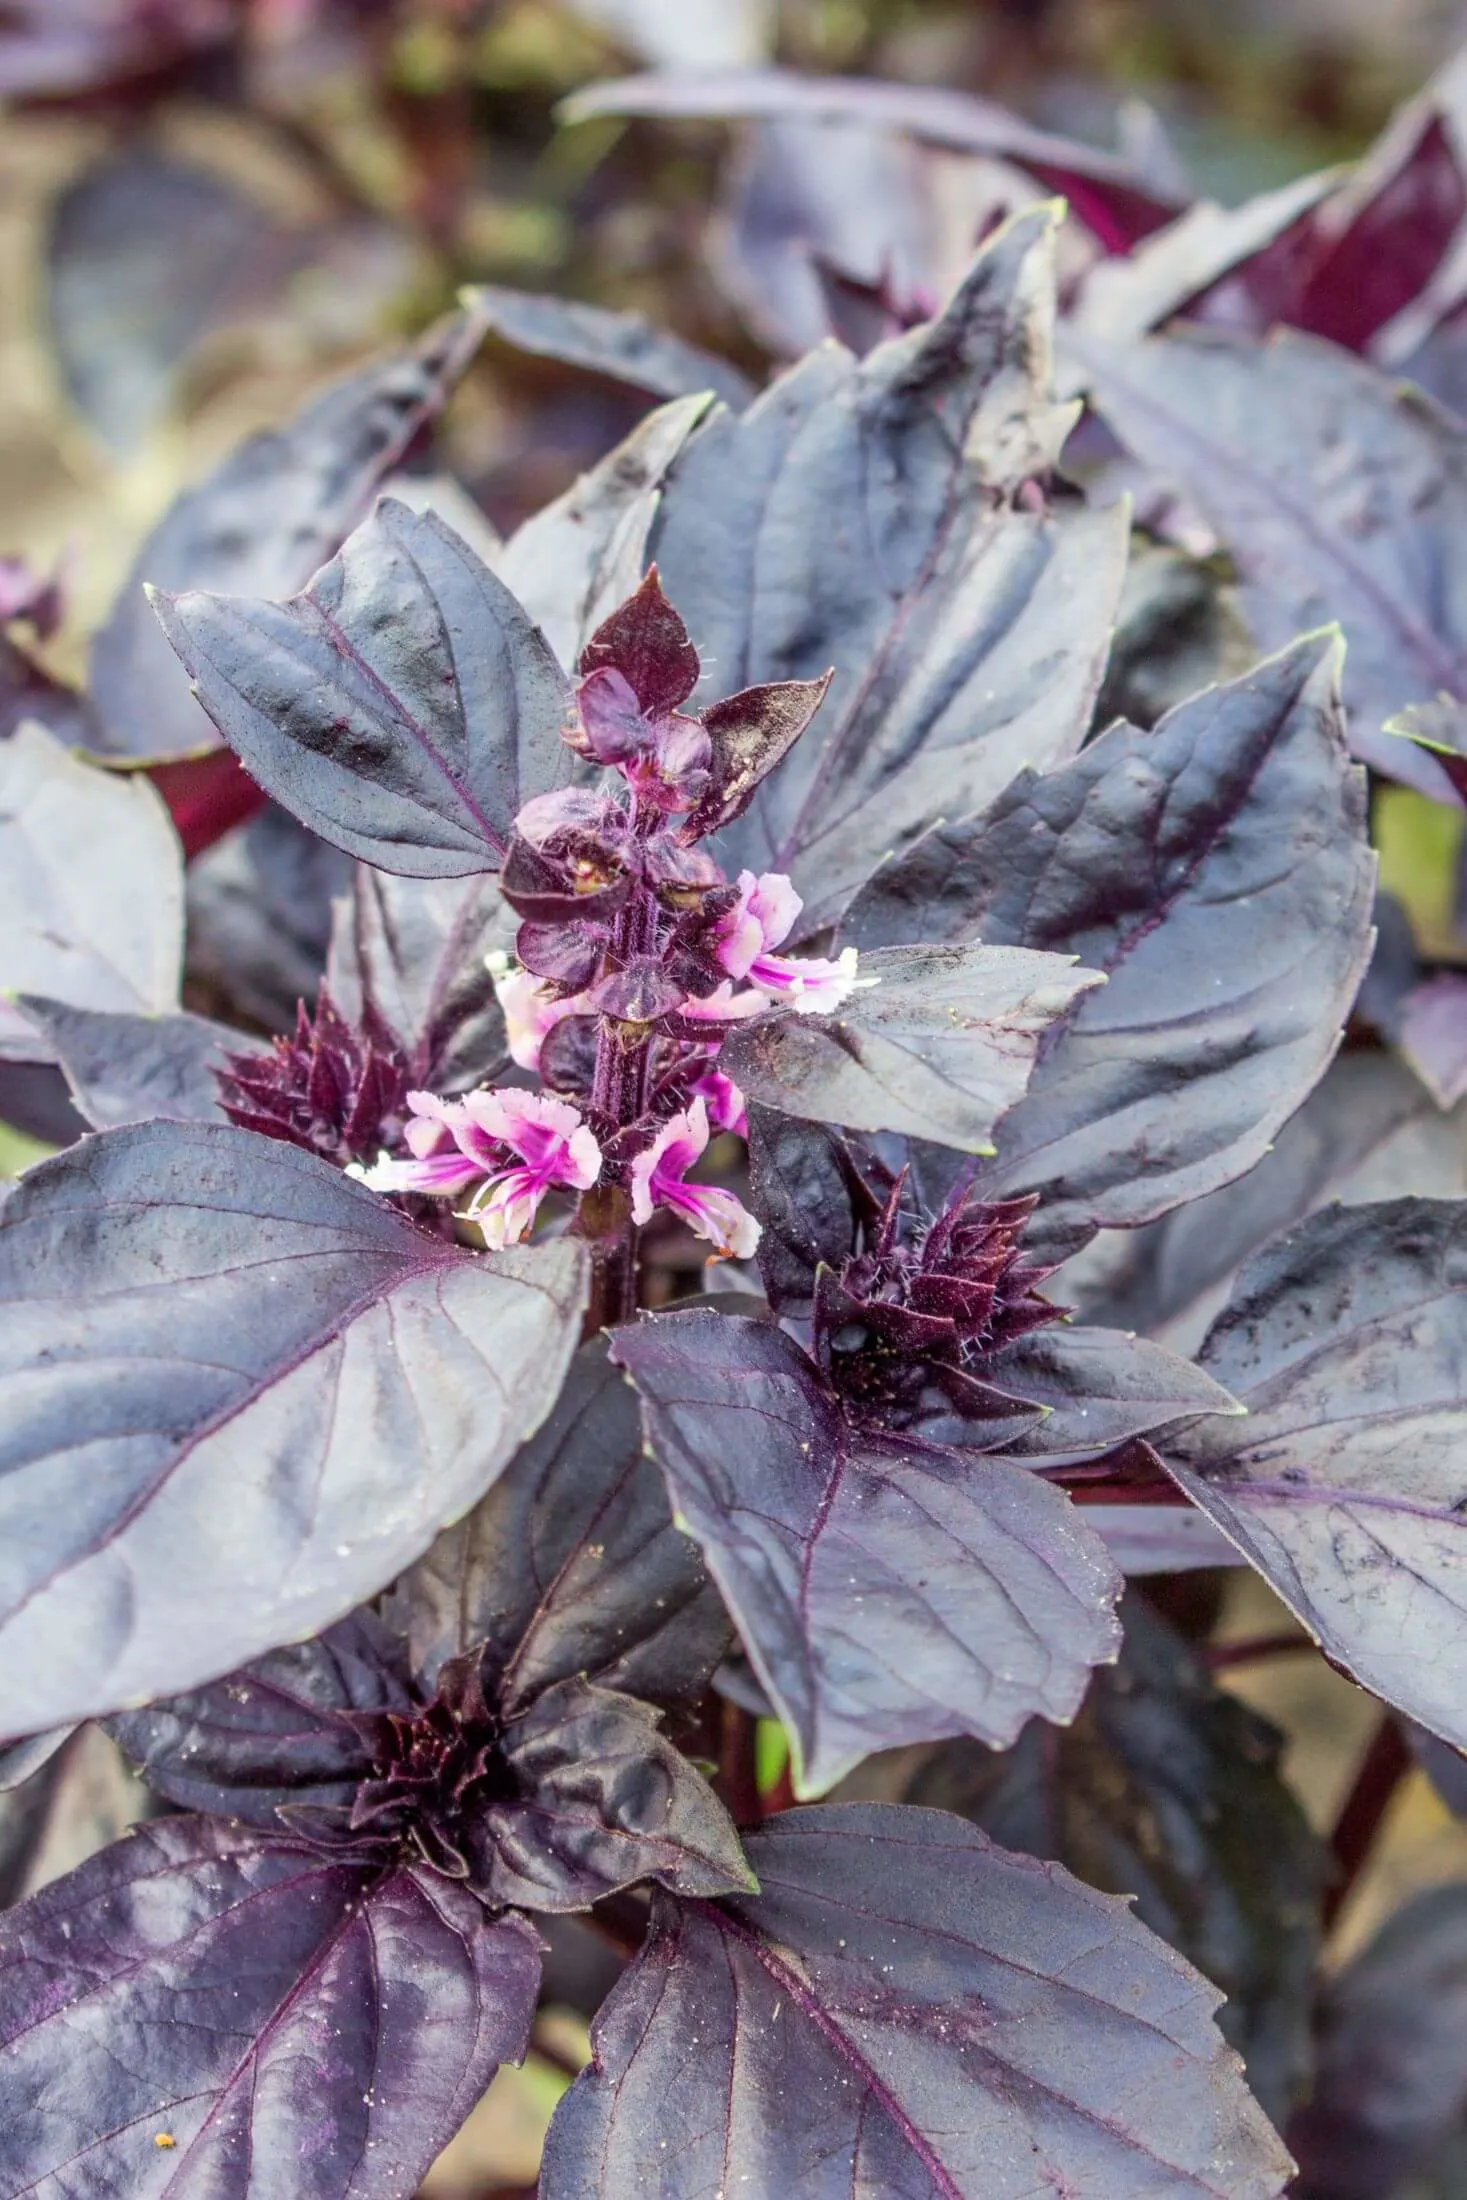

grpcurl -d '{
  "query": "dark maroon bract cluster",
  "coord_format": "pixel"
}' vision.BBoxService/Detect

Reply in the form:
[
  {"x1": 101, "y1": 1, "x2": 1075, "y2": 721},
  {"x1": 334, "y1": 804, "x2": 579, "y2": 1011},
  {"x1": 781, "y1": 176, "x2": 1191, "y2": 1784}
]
[
  {"x1": 215, "y1": 988, "x2": 410, "y2": 1165},
  {"x1": 336, "y1": 1648, "x2": 514, "y2": 1886}
]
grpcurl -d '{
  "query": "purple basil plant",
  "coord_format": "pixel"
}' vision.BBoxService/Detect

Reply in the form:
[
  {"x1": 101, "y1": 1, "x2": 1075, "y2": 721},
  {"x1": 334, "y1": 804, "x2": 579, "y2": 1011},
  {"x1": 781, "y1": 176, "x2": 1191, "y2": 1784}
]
[{"x1": 8, "y1": 197, "x2": 1467, "y2": 2197}]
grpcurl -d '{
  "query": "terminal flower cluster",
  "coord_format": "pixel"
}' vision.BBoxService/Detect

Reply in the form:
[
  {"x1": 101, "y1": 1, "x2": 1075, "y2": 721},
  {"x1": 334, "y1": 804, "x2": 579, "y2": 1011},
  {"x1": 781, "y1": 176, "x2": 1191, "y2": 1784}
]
[{"x1": 354, "y1": 571, "x2": 846, "y2": 1259}]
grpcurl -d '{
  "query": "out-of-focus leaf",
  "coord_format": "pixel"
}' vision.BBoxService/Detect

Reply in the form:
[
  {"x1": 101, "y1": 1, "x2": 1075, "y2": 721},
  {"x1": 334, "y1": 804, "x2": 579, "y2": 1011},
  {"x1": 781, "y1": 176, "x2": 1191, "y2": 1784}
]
[
  {"x1": 565, "y1": 0, "x2": 770, "y2": 70},
  {"x1": 849, "y1": 636, "x2": 1374, "y2": 1252},
  {"x1": 154, "y1": 498, "x2": 572, "y2": 875},
  {"x1": 329, "y1": 866, "x2": 513, "y2": 1095},
  {"x1": 562, "y1": 69, "x2": 1185, "y2": 248},
  {"x1": 91, "y1": 300, "x2": 497, "y2": 761},
  {"x1": 1081, "y1": 1499, "x2": 1245, "y2": 1575},
  {"x1": 646, "y1": 206, "x2": 1128, "y2": 920},
  {"x1": 722, "y1": 942, "x2": 1104, "y2": 1154},
  {"x1": 14, "y1": 998, "x2": 236, "y2": 1129},
  {"x1": 469, "y1": 283, "x2": 753, "y2": 409},
  {"x1": 1289, "y1": 1886, "x2": 1467, "y2": 2200},
  {"x1": 1386, "y1": 693, "x2": 1467, "y2": 807},
  {"x1": 0, "y1": 1816, "x2": 543, "y2": 2200},
  {"x1": 0, "y1": 1725, "x2": 150, "y2": 1909},
  {"x1": 897, "y1": 1595, "x2": 1326, "y2": 2125},
  {"x1": 1399, "y1": 973, "x2": 1467, "y2": 1106},
  {"x1": 1091, "y1": 536, "x2": 1254, "y2": 735},
  {"x1": 542, "y1": 1803, "x2": 1292, "y2": 2198},
  {"x1": 0, "y1": 1119, "x2": 588, "y2": 1735},
  {"x1": 0, "y1": 721, "x2": 182, "y2": 1061},
  {"x1": 1076, "y1": 325, "x2": 1467, "y2": 791},
  {"x1": 47, "y1": 147, "x2": 313, "y2": 455},
  {"x1": 0, "y1": 0, "x2": 235, "y2": 99},
  {"x1": 0, "y1": 638, "x2": 95, "y2": 746},
  {"x1": 394, "y1": 1341, "x2": 729, "y2": 1711},
  {"x1": 613, "y1": 1310, "x2": 1122, "y2": 1793},
  {"x1": 1168, "y1": 1198, "x2": 1467, "y2": 1757},
  {"x1": 184, "y1": 803, "x2": 351, "y2": 1035},
  {"x1": 496, "y1": 391, "x2": 711, "y2": 674}
]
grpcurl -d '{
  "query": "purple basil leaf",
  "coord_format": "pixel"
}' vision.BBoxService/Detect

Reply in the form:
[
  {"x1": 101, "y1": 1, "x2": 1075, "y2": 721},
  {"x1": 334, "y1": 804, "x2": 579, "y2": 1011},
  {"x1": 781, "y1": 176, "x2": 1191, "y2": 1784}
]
[
  {"x1": 0, "y1": 1746, "x2": 67, "y2": 1908},
  {"x1": 468, "y1": 281, "x2": 754, "y2": 409},
  {"x1": 107, "y1": 1612, "x2": 409, "y2": 1824},
  {"x1": 722, "y1": 941, "x2": 1105, "y2": 1153},
  {"x1": 91, "y1": 299, "x2": 497, "y2": 763},
  {"x1": 745, "y1": 1102, "x2": 863, "y2": 1310},
  {"x1": 496, "y1": 391, "x2": 712, "y2": 674},
  {"x1": 1092, "y1": 534, "x2": 1254, "y2": 735},
  {"x1": 487, "y1": 1675, "x2": 754, "y2": 1910},
  {"x1": 983, "y1": 1324, "x2": 1242, "y2": 1464},
  {"x1": 1384, "y1": 692, "x2": 1467, "y2": 806},
  {"x1": 0, "y1": 1814, "x2": 542, "y2": 2198},
  {"x1": 0, "y1": 1728, "x2": 71, "y2": 1796},
  {"x1": 1166, "y1": 1198, "x2": 1467, "y2": 1755},
  {"x1": 328, "y1": 865, "x2": 514, "y2": 1094},
  {"x1": 392, "y1": 1339, "x2": 730, "y2": 1710},
  {"x1": 562, "y1": 69, "x2": 1185, "y2": 245},
  {"x1": 613, "y1": 1311, "x2": 1122, "y2": 1793},
  {"x1": 154, "y1": 496, "x2": 573, "y2": 876},
  {"x1": 1288, "y1": 1885, "x2": 1467, "y2": 2200},
  {"x1": 16, "y1": 998, "x2": 238, "y2": 1129},
  {"x1": 0, "y1": 721, "x2": 183, "y2": 1062},
  {"x1": 894, "y1": 1595, "x2": 1326, "y2": 2126},
  {"x1": 851, "y1": 635, "x2": 1373, "y2": 1250},
  {"x1": 0, "y1": 1724, "x2": 153, "y2": 1911},
  {"x1": 1069, "y1": 169, "x2": 1340, "y2": 347},
  {"x1": 542, "y1": 1801, "x2": 1290, "y2": 2198},
  {"x1": 646, "y1": 205, "x2": 1130, "y2": 915},
  {"x1": 1404, "y1": 1719, "x2": 1467, "y2": 1817},
  {"x1": 1082, "y1": 1500, "x2": 1245, "y2": 1575},
  {"x1": 0, "y1": 0, "x2": 235, "y2": 100},
  {"x1": 184, "y1": 802, "x2": 352, "y2": 1036},
  {"x1": 1074, "y1": 324, "x2": 1467, "y2": 793},
  {"x1": 0, "y1": 1119, "x2": 588, "y2": 1736},
  {"x1": 1071, "y1": 1050, "x2": 1459, "y2": 1355},
  {"x1": 47, "y1": 146, "x2": 313, "y2": 457}
]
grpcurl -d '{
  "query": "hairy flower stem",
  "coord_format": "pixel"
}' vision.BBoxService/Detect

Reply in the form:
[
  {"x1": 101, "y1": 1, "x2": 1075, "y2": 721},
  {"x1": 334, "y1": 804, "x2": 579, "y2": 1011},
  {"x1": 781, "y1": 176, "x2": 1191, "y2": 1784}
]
[{"x1": 578, "y1": 825, "x2": 661, "y2": 1328}]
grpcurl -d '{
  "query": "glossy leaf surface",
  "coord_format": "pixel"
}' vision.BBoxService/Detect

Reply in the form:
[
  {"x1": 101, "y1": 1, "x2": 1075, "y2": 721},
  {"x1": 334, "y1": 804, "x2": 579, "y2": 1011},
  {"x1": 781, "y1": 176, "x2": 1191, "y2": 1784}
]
[
  {"x1": 1168, "y1": 1198, "x2": 1467, "y2": 1753},
  {"x1": 395, "y1": 1341, "x2": 729, "y2": 1710},
  {"x1": 613, "y1": 1311, "x2": 1122, "y2": 1791},
  {"x1": 850, "y1": 636, "x2": 1373, "y2": 1247},
  {"x1": 723, "y1": 942, "x2": 1104, "y2": 1153},
  {"x1": 0, "y1": 1119, "x2": 587, "y2": 1735},
  {"x1": 0, "y1": 1815, "x2": 542, "y2": 2199},
  {"x1": 542, "y1": 1803, "x2": 1291, "y2": 2198},
  {"x1": 154, "y1": 498, "x2": 572, "y2": 876}
]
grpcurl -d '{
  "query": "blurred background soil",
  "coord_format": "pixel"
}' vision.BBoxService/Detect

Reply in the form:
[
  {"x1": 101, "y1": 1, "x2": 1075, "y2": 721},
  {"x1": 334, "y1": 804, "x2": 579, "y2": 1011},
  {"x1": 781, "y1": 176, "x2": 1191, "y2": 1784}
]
[{"x1": 7, "y1": 0, "x2": 1467, "y2": 2188}]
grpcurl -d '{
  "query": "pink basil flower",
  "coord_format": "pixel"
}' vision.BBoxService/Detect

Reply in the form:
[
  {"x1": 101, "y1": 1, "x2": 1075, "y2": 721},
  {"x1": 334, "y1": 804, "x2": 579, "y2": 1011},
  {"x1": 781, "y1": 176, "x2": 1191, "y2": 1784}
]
[
  {"x1": 492, "y1": 965, "x2": 587, "y2": 1073},
  {"x1": 687, "y1": 1064, "x2": 747, "y2": 1138},
  {"x1": 629, "y1": 1097, "x2": 760, "y2": 1261},
  {"x1": 714, "y1": 870, "x2": 860, "y2": 1013},
  {"x1": 350, "y1": 1087, "x2": 601, "y2": 1249}
]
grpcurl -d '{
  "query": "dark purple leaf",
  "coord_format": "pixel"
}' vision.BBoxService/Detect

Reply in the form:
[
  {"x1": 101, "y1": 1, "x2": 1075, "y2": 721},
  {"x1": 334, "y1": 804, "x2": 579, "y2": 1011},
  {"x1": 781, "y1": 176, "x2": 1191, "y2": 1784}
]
[
  {"x1": 0, "y1": 1814, "x2": 542, "y2": 2199},
  {"x1": 495, "y1": 390, "x2": 712, "y2": 676},
  {"x1": 1069, "y1": 1051, "x2": 1458, "y2": 1356},
  {"x1": 646, "y1": 205, "x2": 1130, "y2": 917},
  {"x1": 328, "y1": 865, "x2": 514, "y2": 1095},
  {"x1": 487, "y1": 1676, "x2": 754, "y2": 1910},
  {"x1": 1289, "y1": 1886, "x2": 1467, "y2": 2200},
  {"x1": 1385, "y1": 692, "x2": 1467, "y2": 805},
  {"x1": 16, "y1": 998, "x2": 237, "y2": 1129},
  {"x1": 985, "y1": 1324, "x2": 1241, "y2": 1464},
  {"x1": 184, "y1": 803, "x2": 351, "y2": 1036},
  {"x1": 92, "y1": 300, "x2": 497, "y2": 762},
  {"x1": 154, "y1": 496, "x2": 573, "y2": 875},
  {"x1": 722, "y1": 941, "x2": 1105, "y2": 1153},
  {"x1": 1074, "y1": 324, "x2": 1467, "y2": 792},
  {"x1": 0, "y1": 1746, "x2": 65, "y2": 1908},
  {"x1": 47, "y1": 147, "x2": 314, "y2": 456},
  {"x1": 893, "y1": 1594, "x2": 1326, "y2": 2125},
  {"x1": 745, "y1": 1103, "x2": 864, "y2": 1310},
  {"x1": 393, "y1": 1340, "x2": 730, "y2": 1711},
  {"x1": 542, "y1": 1802, "x2": 1291, "y2": 2198},
  {"x1": 613, "y1": 1311, "x2": 1122, "y2": 1792},
  {"x1": 0, "y1": 721, "x2": 183, "y2": 1062},
  {"x1": 1081, "y1": 1500, "x2": 1244, "y2": 1575},
  {"x1": 562, "y1": 68, "x2": 1185, "y2": 245},
  {"x1": 0, "y1": 1724, "x2": 151, "y2": 1911},
  {"x1": 0, "y1": 631, "x2": 96, "y2": 746},
  {"x1": 1404, "y1": 1719, "x2": 1467, "y2": 1816},
  {"x1": 107, "y1": 1613, "x2": 408, "y2": 1825},
  {"x1": 850, "y1": 636, "x2": 1373, "y2": 1251},
  {"x1": 1166, "y1": 1198, "x2": 1467, "y2": 1755},
  {"x1": 469, "y1": 281, "x2": 754, "y2": 409},
  {"x1": 1070, "y1": 170, "x2": 1340, "y2": 346},
  {"x1": 0, "y1": 0, "x2": 235, "y2": 99},
  {"x1": 1092, "y1": 535, "x2": 1254, "y2": 736},
  {"x1": 0, "y1": 1118, "x2": 588, "y2": 1736}
]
